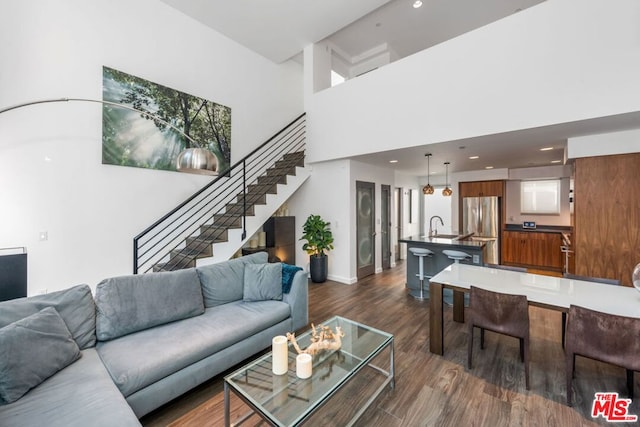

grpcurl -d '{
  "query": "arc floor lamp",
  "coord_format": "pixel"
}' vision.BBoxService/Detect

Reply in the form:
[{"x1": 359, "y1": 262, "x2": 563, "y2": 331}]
[{"x1": 0, "y1": 97, "x2": 218, "y2": 175}]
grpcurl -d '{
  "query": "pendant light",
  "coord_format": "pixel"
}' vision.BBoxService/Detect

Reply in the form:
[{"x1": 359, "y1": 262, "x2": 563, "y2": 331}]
[
  {"x1": 442, "y1": 161, "x2": 453, "y2": 196},
  {"x1": 422, "y1": 153, "x2": 434, "y2": 195}
]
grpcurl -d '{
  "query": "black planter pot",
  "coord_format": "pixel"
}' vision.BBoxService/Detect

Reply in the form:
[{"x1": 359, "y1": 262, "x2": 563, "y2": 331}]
[{"x1": 309, "y1": 255, "x2": 328, "y2": 283}]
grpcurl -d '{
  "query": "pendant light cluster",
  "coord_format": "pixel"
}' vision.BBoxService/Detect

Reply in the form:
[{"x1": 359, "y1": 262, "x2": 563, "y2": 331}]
[{"x1": 423, "y1": 154, "x2": 453, "y2": 197}]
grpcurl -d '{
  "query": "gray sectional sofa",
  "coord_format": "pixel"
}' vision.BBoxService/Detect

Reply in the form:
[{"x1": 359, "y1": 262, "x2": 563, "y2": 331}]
[{"x1": 0, "y1": 252, "x2": 308, "y2": 426}]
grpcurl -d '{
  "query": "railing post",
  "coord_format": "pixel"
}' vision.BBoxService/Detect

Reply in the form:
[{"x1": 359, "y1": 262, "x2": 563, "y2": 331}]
[
  {"x1": 242, "y1": 159, "x2": 247, "y2": 240},
  {"x1": 133, "y1": 238, "x2": 138, "y2": 274}
]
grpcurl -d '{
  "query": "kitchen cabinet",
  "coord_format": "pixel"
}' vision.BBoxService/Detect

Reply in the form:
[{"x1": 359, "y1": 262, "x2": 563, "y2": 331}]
[
  {"x1": 459, "y1": 180, "x2": 504, "y2": 198},
  {"x1": 502, "y1": 230, "x2": 563, "y2": 271}
]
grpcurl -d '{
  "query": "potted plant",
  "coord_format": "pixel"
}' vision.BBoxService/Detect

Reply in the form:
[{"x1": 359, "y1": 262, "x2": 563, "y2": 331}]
[{"x1": 300, "y1": 214, "x2": 334, "y2": 283}]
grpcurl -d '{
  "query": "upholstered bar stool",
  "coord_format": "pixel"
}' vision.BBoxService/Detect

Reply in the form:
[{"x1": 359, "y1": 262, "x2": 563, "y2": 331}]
[
  {"x1": 442, "y1": 250, "x2": 472, "y2": 305},
  {"x1": 408, "y1": 247, "x2": 434, "y2": 301}
]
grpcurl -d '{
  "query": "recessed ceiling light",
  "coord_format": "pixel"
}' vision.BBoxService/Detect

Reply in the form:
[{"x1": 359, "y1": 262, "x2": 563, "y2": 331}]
[
  {"x1": 469, "y1": 156, "x2": 479, "y2": 160},
  {"x1": 413, "y1": 0, "x2": 423, "y2": 8},
  {"x1": 540, "y1": 147, "x2": 554, "y2": 151},
  {"x1": 485, "y1": 166, "x2": 494, "y2": 169},
  {"x1": 551, "y1": 160, "x2": 562, "y2": 164},
  {"x1": 389, "y1": 160, "x2": 398, "y2": 163}
]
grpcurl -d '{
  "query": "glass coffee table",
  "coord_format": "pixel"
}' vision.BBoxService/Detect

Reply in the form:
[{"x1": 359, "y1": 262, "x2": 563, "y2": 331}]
[{"x1": 224, "y1": 316, "x2": 394, "y2": 426}]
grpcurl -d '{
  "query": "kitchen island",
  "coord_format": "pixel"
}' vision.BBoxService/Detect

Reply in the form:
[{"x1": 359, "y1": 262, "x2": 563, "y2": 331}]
[{"x1": 399, "y1": 234, "x2": 486, "y2": 299}]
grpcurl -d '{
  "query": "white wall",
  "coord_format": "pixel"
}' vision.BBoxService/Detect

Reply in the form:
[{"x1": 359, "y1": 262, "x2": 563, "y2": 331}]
[
  {"x1": 423, "y1": 191, "x2": 453, "y2": 236},
  {"x1": 304, "y1": 0, "x2": 640, "y2": 164},
  {"x1": 287, "y1": 159, "x2": 351, "y2": 282},
  {"x1": 287, "y1": 159, "x2": 396, "y2": 284},
  {"x1": 394, "y1": 172, "x2": 421, "y2": 261},
  {"x1": 568, "y1": 129, "x2": 640, "y2": 159},
  {"x1": 0, "y1": 0, "x2": 302, "y2": 294}
]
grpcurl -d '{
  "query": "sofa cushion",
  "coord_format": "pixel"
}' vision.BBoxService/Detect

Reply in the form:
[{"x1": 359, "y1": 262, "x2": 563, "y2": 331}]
[
  {"x1": 0, "y1": 284, "x2": 96, "y2": 349},
  {"x1": 243, "y1": 263, "x2": 282, "y2": 301},
  {"x1": 0, "y1": 307, "x2": 81, "y2": 404},
  {"x1": 282, "y1": 263, "x2": 303, "y2": 293},
  {"x1": 96, "y1": 299, "x2": 290, "y2": 397},
  {"x1": 0, "y1": 348, "x2": 140, "y2": 427},
  {"x1": 196, "y1": 252, "x2": 268, "y2": 307},
  {"x1": 95, "y1": 268, "x2": 204, "y2": 341}
]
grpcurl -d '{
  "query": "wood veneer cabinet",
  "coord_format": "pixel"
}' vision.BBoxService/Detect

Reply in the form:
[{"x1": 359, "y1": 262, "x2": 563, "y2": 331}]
[
  {"x1": 459, "y1": 180, "x2": 504, "y2": 198},
  {"x1": 502, "y1": 230, "x2": 563, "y2": 271},
  {"x1": 574, "y1": 153, "x2": 640, "y2": 285}
]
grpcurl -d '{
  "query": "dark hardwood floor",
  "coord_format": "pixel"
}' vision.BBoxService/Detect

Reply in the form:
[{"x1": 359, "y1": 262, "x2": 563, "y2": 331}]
[{"x1": 141, "y1": 262, "x2": 640, "y2": 426}]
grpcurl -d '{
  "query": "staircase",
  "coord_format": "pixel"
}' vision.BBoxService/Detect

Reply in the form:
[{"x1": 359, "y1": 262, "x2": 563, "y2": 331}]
[{"x1": 133, "y1": 114, "x2": 308, "y2": 274}]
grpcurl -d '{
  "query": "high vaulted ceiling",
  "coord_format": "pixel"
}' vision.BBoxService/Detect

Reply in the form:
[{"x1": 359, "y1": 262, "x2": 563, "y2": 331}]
[{"x1": 158, "y1": 0, "x2": 639, "y2": 177}]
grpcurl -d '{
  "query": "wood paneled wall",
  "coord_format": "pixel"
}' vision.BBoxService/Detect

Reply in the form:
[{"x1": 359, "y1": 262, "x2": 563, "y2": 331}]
[{"x1": 574, "y1": 153, "x2": 640, "y2": 285}]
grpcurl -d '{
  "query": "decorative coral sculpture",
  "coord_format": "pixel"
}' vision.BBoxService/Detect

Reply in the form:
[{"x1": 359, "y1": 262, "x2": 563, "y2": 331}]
[{"x1": 287, "y1": 323, "x2": 344, "y2": 356}]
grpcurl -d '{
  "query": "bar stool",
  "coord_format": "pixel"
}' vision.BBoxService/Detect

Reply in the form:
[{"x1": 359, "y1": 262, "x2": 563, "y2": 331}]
[
  {"x1": 408, "y1": 247, "x2": 434, "y2": 301},
  {"x1": 443, "y1": 249, "x2": 471, "y2": 264},
  {"x1": 442, "y1": 249, "x2": 471, "y2": 306}
]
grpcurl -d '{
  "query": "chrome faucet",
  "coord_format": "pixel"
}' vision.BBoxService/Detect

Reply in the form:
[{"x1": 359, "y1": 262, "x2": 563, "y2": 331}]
[{"x1": 429, "y1": 215, "x2": 444, "y2": 237}]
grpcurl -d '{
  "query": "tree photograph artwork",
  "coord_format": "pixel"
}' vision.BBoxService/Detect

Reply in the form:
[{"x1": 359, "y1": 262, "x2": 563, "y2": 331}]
[{"x1": 102, "y1": 66, "x2": 231, "y2": 174}]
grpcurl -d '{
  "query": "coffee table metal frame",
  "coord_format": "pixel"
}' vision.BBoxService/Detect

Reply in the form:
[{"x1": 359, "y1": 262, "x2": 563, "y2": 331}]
[{"x1": 224, "y1": 316, "x2": 394, "y2": 426}]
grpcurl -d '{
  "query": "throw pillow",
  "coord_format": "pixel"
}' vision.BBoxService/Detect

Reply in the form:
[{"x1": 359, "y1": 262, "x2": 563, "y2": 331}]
[
  {"x1": 95, "y1": 268, "x2": 204, "y2": 341},
  {"x1": 282, "y1": 263, "x2": 303, "y2": 293},
  {"x1": 0, "y1": 307, "x2": 81, "y2": 403},
  {"x1": 0, "y1": 284, "x2": 96, "y2": 349},
  {"x1": 243, "y1": 263, "x2": 283, "y2": 302},
  {"x1": 197, "y1": 252, "x2": 269, "y2": 307}
]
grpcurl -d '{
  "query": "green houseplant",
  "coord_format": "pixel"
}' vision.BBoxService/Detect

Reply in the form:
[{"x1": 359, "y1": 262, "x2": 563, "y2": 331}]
[{"x1": 300, "y1": 214, "x2": 334, "y2": 283}]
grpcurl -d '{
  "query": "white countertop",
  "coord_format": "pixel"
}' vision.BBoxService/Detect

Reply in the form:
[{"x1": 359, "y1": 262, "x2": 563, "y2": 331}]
[{"x1": 430, "y1": 264, "x2": 640, "y2": 318}]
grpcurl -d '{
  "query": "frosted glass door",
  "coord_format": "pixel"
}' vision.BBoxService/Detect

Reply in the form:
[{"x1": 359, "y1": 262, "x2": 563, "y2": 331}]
[{"x1": 357, "y1": 181, "x2": 376, "y2": 279}]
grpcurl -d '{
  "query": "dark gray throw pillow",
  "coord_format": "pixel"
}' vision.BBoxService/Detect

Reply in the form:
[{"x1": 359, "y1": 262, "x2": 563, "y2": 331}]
[
  {"x1": 197, "y1": 252, "x2": 269, "y2": 307},
  {"x1": 243, "y1": 263, "x2": 283, "y2": 302},
  {"x1": 0, "y1": 284, "x2": 96, "y2": 349},
  {"x1": 0, "y1": 307, "x2": 81, "y2": 404}
]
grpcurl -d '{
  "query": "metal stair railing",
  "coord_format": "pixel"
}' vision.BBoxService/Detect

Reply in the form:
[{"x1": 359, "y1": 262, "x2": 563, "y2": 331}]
[{"x1": 133, "y1": 113, "x2": 306, "y2": 274}]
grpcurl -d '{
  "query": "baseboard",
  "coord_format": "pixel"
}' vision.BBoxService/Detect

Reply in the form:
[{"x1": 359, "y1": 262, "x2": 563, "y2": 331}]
[{"x1": 326, "y1": 274, "x2": 357, "y2": 285}]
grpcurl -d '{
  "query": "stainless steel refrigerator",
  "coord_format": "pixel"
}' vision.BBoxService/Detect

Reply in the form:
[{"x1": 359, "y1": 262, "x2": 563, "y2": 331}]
[{"x1": 462, "y1": 196, "x2": 500, "y2": 264}]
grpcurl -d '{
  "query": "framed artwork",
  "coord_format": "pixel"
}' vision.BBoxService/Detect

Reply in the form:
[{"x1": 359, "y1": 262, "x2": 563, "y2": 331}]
[{"x1": 102, "y1": 66, "x2": 231, "y2": 174}]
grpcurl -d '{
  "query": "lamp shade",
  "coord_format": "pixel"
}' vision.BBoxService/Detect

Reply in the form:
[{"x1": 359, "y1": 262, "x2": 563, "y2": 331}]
[
  {"x1": 176, "y1": 147, "x2": 218, "y2": 175},
  {"x1": 423, "y1": 153, "x2": 434, "y2": 195},
  {"x1": 442, "y1": 161, "x2": 453, "y2": 196}
]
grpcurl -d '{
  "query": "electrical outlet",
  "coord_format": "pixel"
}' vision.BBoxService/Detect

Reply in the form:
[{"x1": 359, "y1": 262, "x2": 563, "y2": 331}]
[
  {"x1": 38, "y1": 289, "x2": 47, "y2": 295},
  {"x1": 39, "y1": 231, "x2": 48, "y2": 241},
  {"x1": 472, "y1": 255, "x2": 480, "y2": 264}
]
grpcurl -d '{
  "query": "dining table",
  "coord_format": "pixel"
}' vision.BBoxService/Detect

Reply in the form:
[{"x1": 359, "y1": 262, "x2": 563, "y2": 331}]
[{"x1": 428, "y1": 263, "x2": 640, "y2": 355}]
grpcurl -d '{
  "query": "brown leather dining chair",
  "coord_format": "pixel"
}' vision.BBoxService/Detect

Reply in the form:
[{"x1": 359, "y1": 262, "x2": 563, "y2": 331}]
[
  {"x1": 561, "y1": 273, "x2": 620, "y2": 348},
  {"x1": 467, "y1": 286, "x2": 530, "y2": 389},
  {"x1": 565, "y1": 304, "x2": 640, "y2": 406}
]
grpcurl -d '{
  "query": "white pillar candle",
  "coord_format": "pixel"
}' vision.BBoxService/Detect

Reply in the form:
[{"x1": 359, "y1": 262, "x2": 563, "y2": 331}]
[
  {"x1": 258, "y1": 231, "x2": 266, "y2": 247},
  {"x1": 296, "y1": 353, "x2": 312, "y2": 379},
  {"x1": 272, "y1": 335, "x2": 288, "y2": 375}
]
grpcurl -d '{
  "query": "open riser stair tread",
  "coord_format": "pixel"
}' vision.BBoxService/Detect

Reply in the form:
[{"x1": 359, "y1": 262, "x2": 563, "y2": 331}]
[{"x1": 149, "y1": 148, "x2": 306, "y2": 272}]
